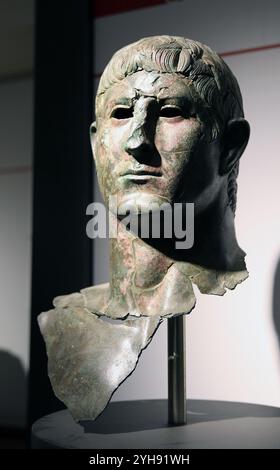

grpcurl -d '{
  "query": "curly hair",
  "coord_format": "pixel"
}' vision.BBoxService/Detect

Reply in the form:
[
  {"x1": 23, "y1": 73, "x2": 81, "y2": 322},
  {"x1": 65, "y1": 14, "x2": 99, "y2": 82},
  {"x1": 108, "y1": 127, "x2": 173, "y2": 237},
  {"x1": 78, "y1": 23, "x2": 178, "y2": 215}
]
[{"x1": 96, "y1": 36, "x2": 245, "y2": 215}]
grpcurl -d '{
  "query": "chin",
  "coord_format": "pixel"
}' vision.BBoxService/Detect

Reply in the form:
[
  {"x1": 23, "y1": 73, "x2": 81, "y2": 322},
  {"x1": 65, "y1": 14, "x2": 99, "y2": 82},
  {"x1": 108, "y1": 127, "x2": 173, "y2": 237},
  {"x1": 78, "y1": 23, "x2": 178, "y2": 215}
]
[{"x1": 115, "y1": 191, "x2": 171, "y2": 215}]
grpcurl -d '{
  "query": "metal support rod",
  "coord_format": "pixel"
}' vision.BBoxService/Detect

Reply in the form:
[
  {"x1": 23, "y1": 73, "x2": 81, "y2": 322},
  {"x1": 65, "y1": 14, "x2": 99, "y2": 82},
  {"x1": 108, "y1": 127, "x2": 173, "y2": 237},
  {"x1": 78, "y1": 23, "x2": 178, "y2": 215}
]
[{"x1": 168, "y1": 315, "x2": 186, "y2": 425}]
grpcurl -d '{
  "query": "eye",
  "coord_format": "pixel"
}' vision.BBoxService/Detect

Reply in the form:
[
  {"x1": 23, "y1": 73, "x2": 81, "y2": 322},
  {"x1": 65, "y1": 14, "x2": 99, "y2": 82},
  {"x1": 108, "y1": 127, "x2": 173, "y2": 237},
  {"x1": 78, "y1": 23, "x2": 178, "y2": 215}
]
[
  {"x1": 160, "y1": 106, "x2": 183, "y2": 118},
  {"x1": 110, "y1": 106, "x2": 133, "y2": 119}
]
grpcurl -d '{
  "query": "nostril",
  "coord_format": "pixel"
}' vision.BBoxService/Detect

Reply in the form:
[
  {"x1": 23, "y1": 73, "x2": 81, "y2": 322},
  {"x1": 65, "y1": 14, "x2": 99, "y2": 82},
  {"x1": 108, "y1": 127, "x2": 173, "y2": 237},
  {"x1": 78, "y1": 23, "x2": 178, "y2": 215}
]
[
  {"x1": 125, "y1": 135, "x2": 161, "y2": 165},
  {"x1": 125, "y1": 138, "x2": 150, "y2": 155}
]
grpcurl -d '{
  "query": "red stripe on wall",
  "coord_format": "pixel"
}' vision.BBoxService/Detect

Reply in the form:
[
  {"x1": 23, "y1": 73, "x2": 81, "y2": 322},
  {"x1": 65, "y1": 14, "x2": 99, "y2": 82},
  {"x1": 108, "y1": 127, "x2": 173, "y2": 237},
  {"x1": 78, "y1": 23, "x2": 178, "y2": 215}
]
[
  {"x1": 93, "y1": 0, "x2": 177, "y2": 18},
  {"x1": 220, "y1": 42, "x2": 280, "y2": 57}
]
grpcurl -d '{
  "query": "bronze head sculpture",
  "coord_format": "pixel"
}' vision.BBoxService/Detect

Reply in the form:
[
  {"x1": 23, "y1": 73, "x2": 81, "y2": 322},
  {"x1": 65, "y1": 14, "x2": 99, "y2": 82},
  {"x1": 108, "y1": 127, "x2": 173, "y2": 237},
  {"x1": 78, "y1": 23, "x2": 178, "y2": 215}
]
[
  {"x1": 38, "y1": 36, "x2": 250, "y2": 421},
  {"x1": 93, "y1": 36, "x2": 248, "y2": 217}
]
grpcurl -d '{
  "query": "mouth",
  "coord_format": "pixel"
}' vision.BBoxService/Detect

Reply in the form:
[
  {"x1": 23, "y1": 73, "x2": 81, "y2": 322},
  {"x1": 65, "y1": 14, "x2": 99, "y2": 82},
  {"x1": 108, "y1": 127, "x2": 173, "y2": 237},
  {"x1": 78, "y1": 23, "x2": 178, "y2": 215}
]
[{"x1": 120, "y1": 169, "x2": 162, "y2": 182}]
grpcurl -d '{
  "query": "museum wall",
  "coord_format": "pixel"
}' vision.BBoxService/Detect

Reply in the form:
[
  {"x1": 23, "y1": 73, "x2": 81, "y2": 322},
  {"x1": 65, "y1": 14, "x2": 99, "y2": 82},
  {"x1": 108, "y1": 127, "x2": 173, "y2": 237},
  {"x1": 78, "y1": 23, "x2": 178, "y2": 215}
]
[
  {"x1": 0, "y1": 79, "x2": 33, "y2": 427},
  {"x1": 0, "y1": 0, "x2": 34, "y2": 429},
  {"x1": 93, "y1": 0, "x2": 280, "y2": 407}
]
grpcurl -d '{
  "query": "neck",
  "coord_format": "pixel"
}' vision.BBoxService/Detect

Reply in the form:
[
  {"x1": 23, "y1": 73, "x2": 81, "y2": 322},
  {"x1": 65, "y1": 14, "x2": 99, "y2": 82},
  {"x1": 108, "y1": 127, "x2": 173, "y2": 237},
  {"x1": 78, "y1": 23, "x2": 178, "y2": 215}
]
[
  {"x1": 179, "y1": 190, "x2": 246, "y2": 271},
  {"x1": 109, "y1": 214, "x2": 172, "y2": 301},
  {"x1": 108, "y1": 194, "x2": 246, "y2": 304}
]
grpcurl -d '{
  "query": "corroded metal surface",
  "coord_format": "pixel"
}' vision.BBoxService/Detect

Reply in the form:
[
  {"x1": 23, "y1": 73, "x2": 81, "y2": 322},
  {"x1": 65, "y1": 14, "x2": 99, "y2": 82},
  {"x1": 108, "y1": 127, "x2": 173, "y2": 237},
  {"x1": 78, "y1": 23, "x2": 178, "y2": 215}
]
[
  {"x1": 38, "y1": 307, "x2": 161, "y2": 421},
  {"x1": 53, "y1": 258, "x2": 248, "y2": 320}
]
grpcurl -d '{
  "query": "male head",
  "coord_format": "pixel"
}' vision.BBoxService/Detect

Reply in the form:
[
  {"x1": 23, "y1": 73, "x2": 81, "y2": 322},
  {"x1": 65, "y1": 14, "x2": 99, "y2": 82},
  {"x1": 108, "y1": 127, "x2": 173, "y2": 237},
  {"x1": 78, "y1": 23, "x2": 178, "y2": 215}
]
[{"x1": 91, "y1": 35, "x2": 249, "y2": 218}]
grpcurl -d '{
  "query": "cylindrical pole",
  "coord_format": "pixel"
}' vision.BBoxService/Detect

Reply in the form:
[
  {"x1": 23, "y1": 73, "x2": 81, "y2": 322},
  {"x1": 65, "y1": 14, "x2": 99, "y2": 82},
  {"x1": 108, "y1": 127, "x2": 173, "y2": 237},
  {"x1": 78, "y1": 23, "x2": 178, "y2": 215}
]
[{"x1": 168, "y1": 315, "x2": 186, "y2": 425}]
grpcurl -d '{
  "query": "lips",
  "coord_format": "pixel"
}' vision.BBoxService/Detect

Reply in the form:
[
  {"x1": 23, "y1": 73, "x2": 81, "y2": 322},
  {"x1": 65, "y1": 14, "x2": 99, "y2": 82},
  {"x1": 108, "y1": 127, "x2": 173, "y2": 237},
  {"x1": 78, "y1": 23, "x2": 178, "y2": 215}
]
[{"x1": 121, "y1": 168, "x2": 162, "y2": 178}]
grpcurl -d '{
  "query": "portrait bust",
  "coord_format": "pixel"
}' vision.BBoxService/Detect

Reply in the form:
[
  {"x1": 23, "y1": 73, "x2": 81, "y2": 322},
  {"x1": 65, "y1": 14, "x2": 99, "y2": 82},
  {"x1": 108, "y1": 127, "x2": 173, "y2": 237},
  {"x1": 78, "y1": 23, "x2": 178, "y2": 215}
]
[{"x1": 38, "y1": 36, "x2": 250, "y2": 421}]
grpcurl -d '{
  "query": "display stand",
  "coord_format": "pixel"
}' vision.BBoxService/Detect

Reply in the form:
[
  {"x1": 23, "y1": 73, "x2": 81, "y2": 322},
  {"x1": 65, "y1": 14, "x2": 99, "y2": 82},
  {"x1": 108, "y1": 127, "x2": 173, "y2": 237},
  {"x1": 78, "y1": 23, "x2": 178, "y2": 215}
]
[
  {"x1": 31, "y1": 399, "x2": 280, "y2": 449},
  {"x1": 168, "y1": 316, "x2": 186, "y2": 425}
]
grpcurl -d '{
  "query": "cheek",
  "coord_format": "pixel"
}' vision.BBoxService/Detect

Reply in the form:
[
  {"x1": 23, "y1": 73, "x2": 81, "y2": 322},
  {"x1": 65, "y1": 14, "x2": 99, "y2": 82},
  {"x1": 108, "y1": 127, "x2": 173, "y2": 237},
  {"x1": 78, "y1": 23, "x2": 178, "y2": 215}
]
[
  {"x1": 99, "y1": 124, "x2": 131, "y2": 165},
  {"x1": 155, "y1": 120, "x2": 204, "y2": 186},
  {"x1": 95, "y1": 126, "x2": 121, "y2": 170},
  {"x1": 94, "y1": 131, "x2": 113, "y2": 196},
  {"x1": 108, "y1": 126, "x2": 126, "y2": 154},
  {"x1": 94, "y1": 125, "x2": 130, "y2": 198},
  {"x1": 155, "y1": 119, "x2": 203, "y2": 154}
]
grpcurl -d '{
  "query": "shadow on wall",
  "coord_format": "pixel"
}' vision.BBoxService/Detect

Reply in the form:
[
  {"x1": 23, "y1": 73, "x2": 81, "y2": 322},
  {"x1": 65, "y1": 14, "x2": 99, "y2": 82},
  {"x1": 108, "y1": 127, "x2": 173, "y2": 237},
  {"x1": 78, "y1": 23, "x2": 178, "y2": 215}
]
[
  {"x1": 0, "y1": 350, "x2": 27, "y2": 428},
  {"x1": 273, "y1": 258, "x2": 280, "y2": 354}
]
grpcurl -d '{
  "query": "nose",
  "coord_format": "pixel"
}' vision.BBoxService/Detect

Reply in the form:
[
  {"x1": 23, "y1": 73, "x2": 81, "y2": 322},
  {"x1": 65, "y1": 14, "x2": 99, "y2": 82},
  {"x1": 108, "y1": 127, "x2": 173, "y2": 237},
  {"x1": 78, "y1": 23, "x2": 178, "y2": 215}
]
[
  {"x1": 124, "y1": 97, "x2": 157, "y2": 162},
  {"x1": 124, "y1": 126, "x2": 152, "y2": 159}
]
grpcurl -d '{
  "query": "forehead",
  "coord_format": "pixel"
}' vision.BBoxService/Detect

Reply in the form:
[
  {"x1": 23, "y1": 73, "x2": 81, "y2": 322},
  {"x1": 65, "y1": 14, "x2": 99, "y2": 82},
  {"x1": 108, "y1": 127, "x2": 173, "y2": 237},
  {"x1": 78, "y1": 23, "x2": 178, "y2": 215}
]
[{"x1": 100, "y1": 70, "x2": 194, "y2": 106}]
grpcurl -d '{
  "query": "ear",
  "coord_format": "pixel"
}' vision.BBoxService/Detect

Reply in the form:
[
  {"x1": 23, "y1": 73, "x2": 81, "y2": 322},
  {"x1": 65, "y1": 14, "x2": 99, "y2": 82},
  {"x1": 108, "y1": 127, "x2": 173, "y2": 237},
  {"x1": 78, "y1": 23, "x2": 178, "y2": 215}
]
[
  {"x1": 89, "y1": 121, "x2": 97, "y2": 157},
  {"x1": 219, "y1": 118, "x2": 250, "y2": 175}
]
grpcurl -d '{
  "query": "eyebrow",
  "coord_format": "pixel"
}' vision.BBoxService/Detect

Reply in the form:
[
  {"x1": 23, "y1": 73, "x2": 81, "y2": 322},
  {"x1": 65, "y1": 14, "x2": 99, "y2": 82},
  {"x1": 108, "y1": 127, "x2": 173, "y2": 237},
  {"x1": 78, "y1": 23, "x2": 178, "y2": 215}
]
[
  {"x1": 112, "y1": 97, "x2": 134, "y2": 107},
  {"x1": 104, "y1": 97, "x2": 134, "y2": 117},
  {"x1": 112, "y1": 95, "x2": 192, "y2": 106},
  {"x1": 159, "y1": 97, "x2": 196, "y2": 113}
]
